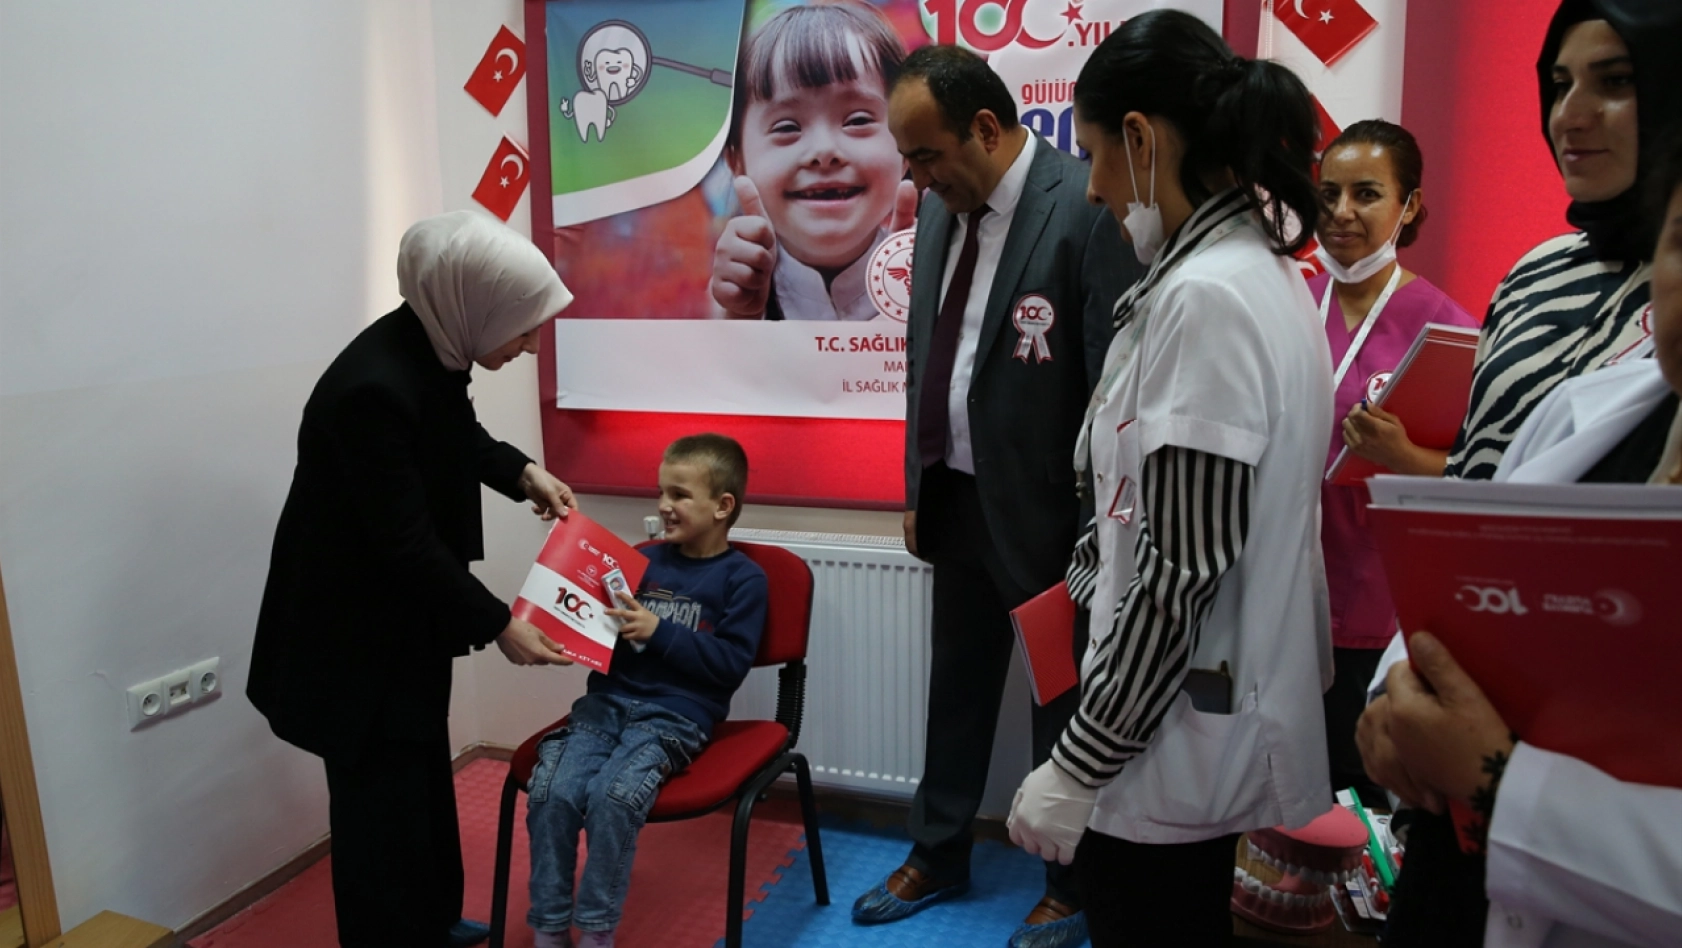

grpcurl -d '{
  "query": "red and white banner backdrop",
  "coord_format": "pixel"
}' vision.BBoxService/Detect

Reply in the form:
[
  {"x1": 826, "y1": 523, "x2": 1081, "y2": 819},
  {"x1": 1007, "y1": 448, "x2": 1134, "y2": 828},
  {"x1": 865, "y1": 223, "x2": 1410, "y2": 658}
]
[
  {"x1": 1261, "y1": 0, "x2": 1405, "y2": 145},
  {"x1": 526, "y1": 0, "x2": 1221, "y2": 509}
]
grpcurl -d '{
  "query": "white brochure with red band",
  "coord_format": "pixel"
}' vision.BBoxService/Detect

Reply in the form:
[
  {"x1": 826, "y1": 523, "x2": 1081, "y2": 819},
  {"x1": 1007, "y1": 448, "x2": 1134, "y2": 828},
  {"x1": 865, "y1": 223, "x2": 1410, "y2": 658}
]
[{"x1": 512, "y1": 511, "x2": 649, "y2": 672}]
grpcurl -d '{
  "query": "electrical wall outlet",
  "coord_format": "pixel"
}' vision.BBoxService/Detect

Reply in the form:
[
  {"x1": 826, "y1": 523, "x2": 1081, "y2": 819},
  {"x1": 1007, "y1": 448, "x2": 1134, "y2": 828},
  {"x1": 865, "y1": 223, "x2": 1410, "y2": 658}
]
[
  {"x1": 126, "y1": 680, "x2": 168, "y2": 727},
  {"x1": 126, "y1": 657, "x2": 222, "y2": 728},
  {"x1": 188, "y1": 657, "x2": 220, "y2": 702}
]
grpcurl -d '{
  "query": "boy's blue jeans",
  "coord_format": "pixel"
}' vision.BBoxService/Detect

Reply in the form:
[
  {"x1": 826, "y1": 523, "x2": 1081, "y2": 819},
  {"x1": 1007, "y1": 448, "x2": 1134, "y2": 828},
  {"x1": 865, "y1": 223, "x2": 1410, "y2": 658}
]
[{"x1": 525, "y1": 693, "x2": 706, "y2": 933}]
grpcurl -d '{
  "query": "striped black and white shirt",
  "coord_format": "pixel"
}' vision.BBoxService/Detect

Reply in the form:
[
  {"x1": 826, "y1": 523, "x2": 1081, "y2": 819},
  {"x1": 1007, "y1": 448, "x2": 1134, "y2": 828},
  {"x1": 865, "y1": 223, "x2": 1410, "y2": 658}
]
[
  {"x1": 1055, "y1": 446, "x2": 1254, "y2": 785},
  {"x1": 1446, "y1": 233, "x2": 1652, "y2": 481}
]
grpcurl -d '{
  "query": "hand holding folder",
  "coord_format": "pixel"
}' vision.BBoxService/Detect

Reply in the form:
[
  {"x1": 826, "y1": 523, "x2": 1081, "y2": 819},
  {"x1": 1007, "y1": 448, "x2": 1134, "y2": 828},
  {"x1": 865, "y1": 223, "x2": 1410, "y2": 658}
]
[
  {"x1": 1327, "y1": 323, "x2": 1479, "y2": 486},
  {"x1": 1367, "y1": 476, "x2": 1682, "y2": 851},
  {"x1": 511, "y1": 511, "x2": 650, "y2": 672}
]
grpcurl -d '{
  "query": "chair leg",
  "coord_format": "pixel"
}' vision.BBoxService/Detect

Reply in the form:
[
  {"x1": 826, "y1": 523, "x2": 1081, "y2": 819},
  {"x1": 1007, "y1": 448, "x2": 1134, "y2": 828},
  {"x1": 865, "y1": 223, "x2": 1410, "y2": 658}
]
[
  {"x1": 790, "y1": 753, "x2": 829, "y2": 905},
  {"x1": 489, "y1": 772, "x2": 521, "y2": 948},
  {"x1": 727, "y1": 786, "x2": 759, "y2": 948}
]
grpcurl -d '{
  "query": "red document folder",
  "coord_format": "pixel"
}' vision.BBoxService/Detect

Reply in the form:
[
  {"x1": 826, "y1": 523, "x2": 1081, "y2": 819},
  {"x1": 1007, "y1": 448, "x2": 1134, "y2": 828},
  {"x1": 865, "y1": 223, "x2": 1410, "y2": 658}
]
[
  {"x1": 1366, "y1": 479, "x2": 1682, "y2": 791},
  {"x1": 1011, "y1": 581, "x2": 1080, "y2": 706},
  {"x1": 511, "y1": 511, "x2": 649, "y2": 672},
  {"x1": 1327, "y1": 323, "x2": 1480, "y2": 486}
]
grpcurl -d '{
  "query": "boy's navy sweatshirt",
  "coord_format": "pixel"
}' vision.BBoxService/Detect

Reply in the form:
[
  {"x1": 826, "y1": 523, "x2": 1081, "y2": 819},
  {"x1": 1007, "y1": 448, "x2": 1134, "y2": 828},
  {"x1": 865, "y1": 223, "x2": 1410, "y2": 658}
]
[{"x1": 588, "y1": 542, "x2": 768, "y2": 738}]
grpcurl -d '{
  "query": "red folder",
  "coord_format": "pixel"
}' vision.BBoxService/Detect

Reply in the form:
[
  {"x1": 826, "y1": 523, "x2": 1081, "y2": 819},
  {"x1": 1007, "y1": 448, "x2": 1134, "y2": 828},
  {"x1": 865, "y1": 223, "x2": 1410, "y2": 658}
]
[
  {"x1": 1010, "y1": 581, "x2": 1080, "y2": 706},
  {"x1": 511, "y1": 511, "x2": 649, "y2": 672},
  {"x1": 1327, "y1": 323, "x2": 1480, "y2": 486},
  {"x1": 1367, "y1": 482, "x2": 1682, "y2": 791}
]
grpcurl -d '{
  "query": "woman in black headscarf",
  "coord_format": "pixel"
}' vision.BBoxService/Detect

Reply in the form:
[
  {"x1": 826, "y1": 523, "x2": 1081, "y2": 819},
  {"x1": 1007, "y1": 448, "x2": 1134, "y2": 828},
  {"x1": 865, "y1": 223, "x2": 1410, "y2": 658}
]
[
  {"x1": 1359, "y1": 1, "x2": 1682, "y2": 944},
  {"x1": 1444, "y1": 0, "x2": 1682, "y2": 482}
]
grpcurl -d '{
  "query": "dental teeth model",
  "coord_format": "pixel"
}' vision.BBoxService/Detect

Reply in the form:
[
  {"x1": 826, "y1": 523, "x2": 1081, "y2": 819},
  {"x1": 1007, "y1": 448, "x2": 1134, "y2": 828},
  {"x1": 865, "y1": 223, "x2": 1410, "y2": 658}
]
[{"x1": 1229, "y1": 805, "x2": 1369, "y2": 935}]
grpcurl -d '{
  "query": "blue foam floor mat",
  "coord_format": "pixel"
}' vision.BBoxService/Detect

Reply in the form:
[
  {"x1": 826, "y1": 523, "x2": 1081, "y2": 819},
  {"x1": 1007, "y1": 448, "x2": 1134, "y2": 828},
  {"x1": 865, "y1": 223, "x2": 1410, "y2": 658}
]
[{"x1": 729, "y1": 818, "x2": 1090, "y2": 948}]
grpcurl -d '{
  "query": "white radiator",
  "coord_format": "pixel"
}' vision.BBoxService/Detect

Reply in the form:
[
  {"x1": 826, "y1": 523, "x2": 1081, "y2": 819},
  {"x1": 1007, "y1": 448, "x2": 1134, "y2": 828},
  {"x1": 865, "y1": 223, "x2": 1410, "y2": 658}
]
[{"x1": 726, "y1": 530, "x2": 935, "y2": 801}]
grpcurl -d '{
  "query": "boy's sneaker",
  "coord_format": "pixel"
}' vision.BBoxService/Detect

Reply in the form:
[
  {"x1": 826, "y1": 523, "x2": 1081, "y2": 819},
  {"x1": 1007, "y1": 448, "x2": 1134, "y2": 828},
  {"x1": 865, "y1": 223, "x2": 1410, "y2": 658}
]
[
  {"x1": 576, "y1": 931, "x2": 616, "y2": 948},
  {"x1": 532, "y1": 929, "x2": 573, "y2": 948}
]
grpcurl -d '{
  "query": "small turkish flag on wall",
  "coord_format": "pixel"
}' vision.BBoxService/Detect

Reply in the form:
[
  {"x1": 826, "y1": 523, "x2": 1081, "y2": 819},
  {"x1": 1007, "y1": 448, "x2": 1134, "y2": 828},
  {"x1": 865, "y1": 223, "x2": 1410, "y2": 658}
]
[
  {"x1": 473, "y1": 137, "x2": 530, "y2": 222},
  {"x1": 1275, "y1": 0, "x2": 1378, "y2": 67},
  {"x1": 464, "y1": 25, "x2": 526, "y2": 116}
]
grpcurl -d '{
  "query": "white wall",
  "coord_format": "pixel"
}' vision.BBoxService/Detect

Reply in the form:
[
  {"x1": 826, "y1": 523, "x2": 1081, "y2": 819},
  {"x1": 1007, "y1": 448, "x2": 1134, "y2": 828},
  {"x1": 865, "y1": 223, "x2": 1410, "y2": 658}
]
[{"x1": 0, "y1": 0, "x2": 448, "y2": 931}]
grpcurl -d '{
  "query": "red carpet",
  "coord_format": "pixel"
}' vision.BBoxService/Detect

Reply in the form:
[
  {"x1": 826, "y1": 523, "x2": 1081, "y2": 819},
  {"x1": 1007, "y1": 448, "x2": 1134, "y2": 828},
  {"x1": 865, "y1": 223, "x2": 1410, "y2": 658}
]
[{"x1": 193, "y1": 758, "x2": 808, "y2": 948}]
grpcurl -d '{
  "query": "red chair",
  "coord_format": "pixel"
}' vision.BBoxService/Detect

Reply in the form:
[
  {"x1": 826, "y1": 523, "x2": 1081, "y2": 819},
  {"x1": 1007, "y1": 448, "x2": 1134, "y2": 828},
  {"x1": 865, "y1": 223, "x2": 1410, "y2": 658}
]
[{"x1": 487, "y1": 541, "x2": 830, "y2": 948}]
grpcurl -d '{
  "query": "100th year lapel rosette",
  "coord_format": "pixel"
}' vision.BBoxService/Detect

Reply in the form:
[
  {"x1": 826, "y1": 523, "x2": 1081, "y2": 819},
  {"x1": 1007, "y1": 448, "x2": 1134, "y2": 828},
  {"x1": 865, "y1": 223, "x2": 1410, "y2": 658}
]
[{"x1": 512, "y1": 511, "x2": 649, "y2": 671}]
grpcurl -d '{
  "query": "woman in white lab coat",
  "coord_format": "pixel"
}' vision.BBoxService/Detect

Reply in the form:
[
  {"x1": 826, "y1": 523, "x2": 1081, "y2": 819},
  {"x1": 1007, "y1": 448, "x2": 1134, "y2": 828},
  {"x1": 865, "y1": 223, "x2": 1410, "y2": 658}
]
[
  {"x1": 1004, "y1": 11, "x2": 1334, "y2": 947},
  {"x1": 1359, "y1": 135, "x2": 1682, "y2": 948}
]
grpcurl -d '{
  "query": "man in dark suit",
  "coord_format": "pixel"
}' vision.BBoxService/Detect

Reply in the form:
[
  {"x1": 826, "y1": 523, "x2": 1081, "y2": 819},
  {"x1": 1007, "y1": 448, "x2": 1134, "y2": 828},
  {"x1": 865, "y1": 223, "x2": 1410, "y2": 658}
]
[{"x1": 850, "y1": 45, "x2": 1138, "y2": 948}]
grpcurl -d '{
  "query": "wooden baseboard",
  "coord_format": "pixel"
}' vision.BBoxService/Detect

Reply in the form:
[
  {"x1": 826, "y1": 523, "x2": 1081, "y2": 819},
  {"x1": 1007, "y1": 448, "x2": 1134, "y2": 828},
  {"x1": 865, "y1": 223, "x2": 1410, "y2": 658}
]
[
  {"x1": 41, "y1": 912, "x2": 174, "y2": 948},
  {"x1": 171, "y1": 833, "x2": 328, "y2": 944},
  {"x1": 453, "y1": 742, "x2": 512, "y2": 769}
]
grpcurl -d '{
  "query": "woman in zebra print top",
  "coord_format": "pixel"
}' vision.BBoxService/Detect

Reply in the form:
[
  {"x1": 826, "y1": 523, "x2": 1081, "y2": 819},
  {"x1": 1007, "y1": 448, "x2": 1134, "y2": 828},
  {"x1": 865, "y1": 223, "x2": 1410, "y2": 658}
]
[
  {"x1": 1444, "y1": 0, "x2": 1682, "y2": 481},
  {"x1": 1445, "y1": 233, "x2": 1652, "y2": 480},
  {"x1": 1377, "y1": 2, "x2": 1682, "y2": 945}
]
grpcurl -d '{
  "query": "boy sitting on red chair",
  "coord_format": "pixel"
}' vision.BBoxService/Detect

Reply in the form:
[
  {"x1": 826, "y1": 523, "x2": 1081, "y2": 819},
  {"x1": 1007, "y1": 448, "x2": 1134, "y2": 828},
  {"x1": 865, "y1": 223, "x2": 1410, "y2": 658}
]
[{"x1": 525, "y1": 434, "x2": 768, "y2": 948}]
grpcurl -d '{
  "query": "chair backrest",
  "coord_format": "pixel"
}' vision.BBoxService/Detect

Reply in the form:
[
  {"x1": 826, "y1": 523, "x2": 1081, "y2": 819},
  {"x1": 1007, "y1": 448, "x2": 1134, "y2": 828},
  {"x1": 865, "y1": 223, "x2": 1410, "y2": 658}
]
[
  {"x1": 730, "y1": 541, "x2": 813, "y2": 667},
  {"x1": 633, "y1": 540, "x2": 813, "y2": 667}
]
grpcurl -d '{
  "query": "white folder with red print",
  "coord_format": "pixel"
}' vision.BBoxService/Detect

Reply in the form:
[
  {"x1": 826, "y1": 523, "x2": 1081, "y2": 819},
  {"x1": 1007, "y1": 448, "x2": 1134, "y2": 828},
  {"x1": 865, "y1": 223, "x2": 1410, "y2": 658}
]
[{"x1": 512, "y1": 511, "x2": 649, "y2": 672}]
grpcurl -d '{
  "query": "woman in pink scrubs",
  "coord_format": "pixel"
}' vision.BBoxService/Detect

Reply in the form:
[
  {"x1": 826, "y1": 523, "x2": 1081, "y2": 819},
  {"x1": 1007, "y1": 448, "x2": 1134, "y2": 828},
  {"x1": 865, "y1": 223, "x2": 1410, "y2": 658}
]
[{"x1": 1310, "y1": 120, "x2": 1477, "y2": 803}]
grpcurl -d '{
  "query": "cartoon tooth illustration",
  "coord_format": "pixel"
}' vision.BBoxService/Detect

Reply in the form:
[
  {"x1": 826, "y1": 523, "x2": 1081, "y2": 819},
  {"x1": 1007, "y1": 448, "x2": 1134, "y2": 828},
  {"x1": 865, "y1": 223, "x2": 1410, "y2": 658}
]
[
  {"x1": 557, "y1": 18, "x2": 731, "y2": 149},
  {"x1": 559, "y1": 87, "x2": 614, "y2": 143},
  {"x1": 593, "y1": 47, "x2": 641, "y2": 101}
]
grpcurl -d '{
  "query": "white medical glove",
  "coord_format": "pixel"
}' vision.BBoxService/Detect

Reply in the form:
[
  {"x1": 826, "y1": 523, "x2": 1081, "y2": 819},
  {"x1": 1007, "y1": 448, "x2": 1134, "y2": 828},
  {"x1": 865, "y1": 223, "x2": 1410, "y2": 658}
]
[{"x1": 1006, "y1": 759, "x2": 1099, "y2": 865}]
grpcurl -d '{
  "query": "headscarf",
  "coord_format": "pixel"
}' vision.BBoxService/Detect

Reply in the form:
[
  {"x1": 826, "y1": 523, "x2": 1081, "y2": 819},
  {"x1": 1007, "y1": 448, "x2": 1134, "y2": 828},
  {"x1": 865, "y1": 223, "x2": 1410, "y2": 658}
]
[
  {"x1": 1537, "y1": 0, "x2": 1682, "y2": 263},
  {"x1": 396, "y1": 211, "x2": 574, "y2": 371}
]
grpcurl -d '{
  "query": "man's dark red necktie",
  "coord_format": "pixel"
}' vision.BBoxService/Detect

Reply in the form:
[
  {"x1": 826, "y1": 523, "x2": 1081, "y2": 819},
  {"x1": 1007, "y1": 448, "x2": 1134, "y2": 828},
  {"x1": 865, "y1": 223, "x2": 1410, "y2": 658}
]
[{"x1": 917, "y1": 204, "x2": 991, "y2": 468}]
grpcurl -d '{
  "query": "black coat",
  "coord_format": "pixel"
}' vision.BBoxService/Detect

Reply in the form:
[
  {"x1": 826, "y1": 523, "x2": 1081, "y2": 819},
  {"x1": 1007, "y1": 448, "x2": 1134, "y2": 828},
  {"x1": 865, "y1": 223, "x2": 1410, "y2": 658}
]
[{"x1": 249, "y1": 305, "x2": 532, "y2": 762}]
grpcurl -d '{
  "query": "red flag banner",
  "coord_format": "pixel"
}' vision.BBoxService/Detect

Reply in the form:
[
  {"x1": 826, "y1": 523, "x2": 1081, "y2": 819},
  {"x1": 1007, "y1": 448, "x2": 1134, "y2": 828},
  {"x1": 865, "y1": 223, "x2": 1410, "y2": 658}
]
[
  {"x1": 464, "y1": 25, "x2": 526, "y2": 116},
  {"x1": 472, "y1": 137, "x2": 530, "y2": 222},
  {"x1": 1274, "y1": 0, "x2": 1378, "y2": 67}
]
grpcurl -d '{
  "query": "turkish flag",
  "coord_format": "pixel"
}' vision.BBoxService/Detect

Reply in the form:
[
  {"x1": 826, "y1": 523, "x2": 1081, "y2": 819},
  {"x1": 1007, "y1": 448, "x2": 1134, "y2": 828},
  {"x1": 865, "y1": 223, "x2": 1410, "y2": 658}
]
[
  {"x1": 472, "y1": 137, "x2": 530, "y2": 222},
  {"x1": 464, "y1": 25, "x2": 526, "y2": 116},
  {"x1": 1275, "y1": 0, "x2": 1378, "y2": 67}
]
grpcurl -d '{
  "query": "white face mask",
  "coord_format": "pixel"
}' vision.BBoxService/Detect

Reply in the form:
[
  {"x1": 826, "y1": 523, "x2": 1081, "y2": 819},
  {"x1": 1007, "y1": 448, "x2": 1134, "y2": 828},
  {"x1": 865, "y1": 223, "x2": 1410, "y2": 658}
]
[
  {"x1": 1314, "y1": 194, "x2": 1414, "y2": 284},
  {"x1": 1121, "y1": 125, "x2": 1163, "y2": 266}
]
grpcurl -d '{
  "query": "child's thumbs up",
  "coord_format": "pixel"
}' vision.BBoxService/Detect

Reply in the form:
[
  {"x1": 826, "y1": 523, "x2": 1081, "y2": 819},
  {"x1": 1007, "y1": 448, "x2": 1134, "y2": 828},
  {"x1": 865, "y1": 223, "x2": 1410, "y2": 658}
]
[
  {"x1": 735, "y1": 175, "x2": 769, "y2": 221},
  {"x1": 891, "y1": 179, "x2": 920, "y2": 233},
  {"x1": 710, "y1": 176, "x2": 778, "y2": 318}
]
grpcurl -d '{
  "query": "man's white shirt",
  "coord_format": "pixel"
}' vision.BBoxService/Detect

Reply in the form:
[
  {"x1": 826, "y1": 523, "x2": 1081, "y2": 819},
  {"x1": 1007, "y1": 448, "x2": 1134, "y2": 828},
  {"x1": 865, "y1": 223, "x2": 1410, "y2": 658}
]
[{"x1": 937, "y1": 133, "x2": 1037, "y2": 474}]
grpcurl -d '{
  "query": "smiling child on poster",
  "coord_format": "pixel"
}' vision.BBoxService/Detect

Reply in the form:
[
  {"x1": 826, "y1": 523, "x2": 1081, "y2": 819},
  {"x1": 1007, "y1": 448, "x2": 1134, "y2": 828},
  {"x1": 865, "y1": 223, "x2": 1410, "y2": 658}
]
[{"x1": 710, "y1": 0, "x2": 915, "y2": 321}]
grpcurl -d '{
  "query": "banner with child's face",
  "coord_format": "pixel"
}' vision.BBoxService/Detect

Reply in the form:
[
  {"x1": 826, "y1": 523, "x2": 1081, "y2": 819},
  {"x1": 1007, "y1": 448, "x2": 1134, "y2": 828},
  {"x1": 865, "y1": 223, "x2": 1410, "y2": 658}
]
[{"x1": 531, "y1": 0, "x2": 1221, "y2": 506}]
